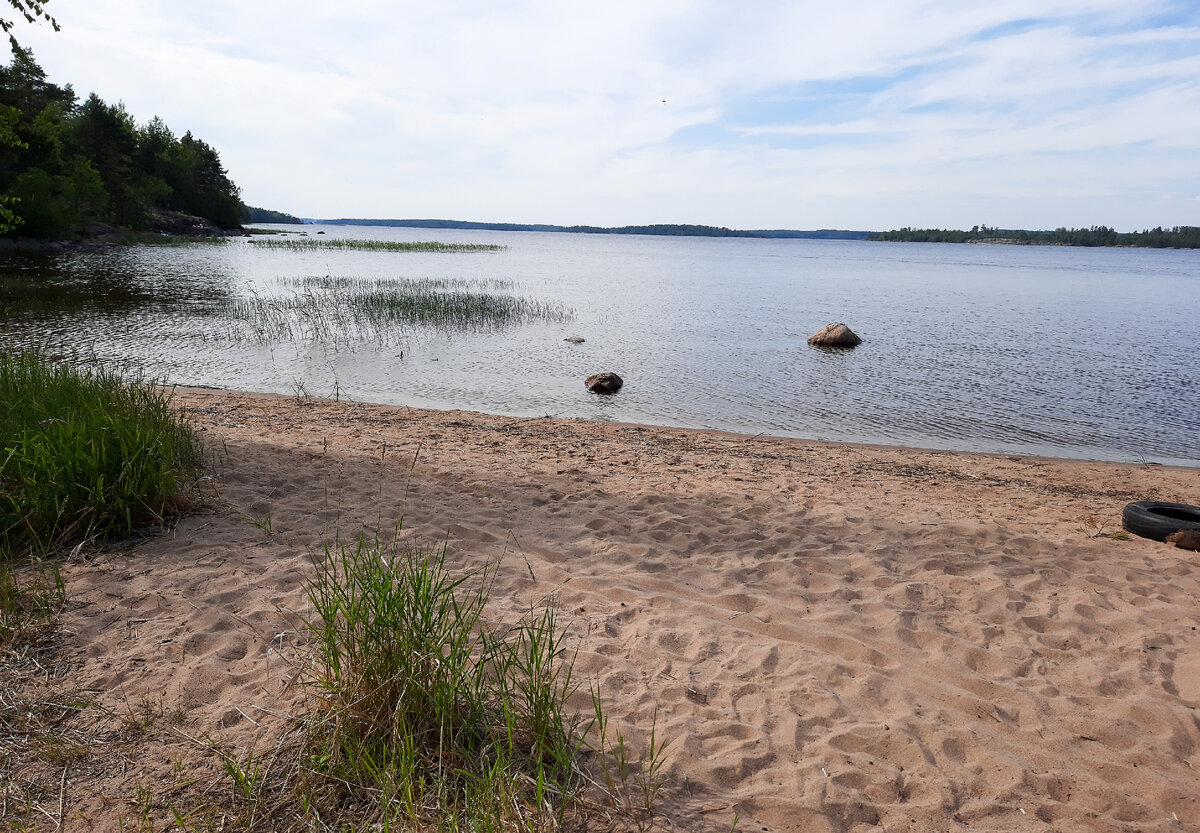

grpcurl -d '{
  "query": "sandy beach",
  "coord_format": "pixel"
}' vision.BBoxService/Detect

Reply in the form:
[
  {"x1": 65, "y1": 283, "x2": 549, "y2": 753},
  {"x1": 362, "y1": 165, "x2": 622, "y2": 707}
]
[{"x1": 9, "y1": 386, "x2": 1199, "y2": 832}]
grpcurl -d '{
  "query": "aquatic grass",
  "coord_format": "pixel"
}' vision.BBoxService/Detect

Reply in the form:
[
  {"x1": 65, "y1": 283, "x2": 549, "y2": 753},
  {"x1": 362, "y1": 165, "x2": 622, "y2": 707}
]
[
  {"x1": 248, "y1": 238, "x2": 507, "y2": 253},
  {"x1": 213, "y1": 276, "x2": 573, "y2": 344},
  {"x1": 284, "y1": 275, "x2": 517, "y2": 292},
  {"x1": 0, "y1": 351, "x2": 202, "y2": 558}
]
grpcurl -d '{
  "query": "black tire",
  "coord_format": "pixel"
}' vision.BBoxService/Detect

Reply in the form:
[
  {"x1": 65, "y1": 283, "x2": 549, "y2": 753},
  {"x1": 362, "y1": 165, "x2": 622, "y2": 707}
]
[{"x1": 1122, "y1": 501, "x2": 1200, "y2": 542}]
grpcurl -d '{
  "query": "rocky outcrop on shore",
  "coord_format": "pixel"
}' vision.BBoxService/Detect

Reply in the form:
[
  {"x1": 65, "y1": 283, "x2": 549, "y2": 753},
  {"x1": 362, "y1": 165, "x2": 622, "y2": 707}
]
[{"x1": 0, "y1": 208, "x2": 244, "y2": 252}]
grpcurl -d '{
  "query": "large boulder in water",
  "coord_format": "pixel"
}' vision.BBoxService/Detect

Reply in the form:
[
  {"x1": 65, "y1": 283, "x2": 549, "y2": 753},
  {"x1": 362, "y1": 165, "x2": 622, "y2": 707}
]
[
  {"x1": 807, "y1": 322, "x2": 862, "y2": 348},
  {"x1": 585, "y1": 372, "x2": 623, "y2": 394}
]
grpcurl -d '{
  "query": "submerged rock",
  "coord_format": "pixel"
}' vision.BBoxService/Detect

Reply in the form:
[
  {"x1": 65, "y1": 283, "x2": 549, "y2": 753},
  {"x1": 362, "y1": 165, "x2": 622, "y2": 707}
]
[
  {"x1": 585, "y1": 372, "x2": 623, "y2": 394},
  {"x1": 807, "y1": 322, "x2": 862, "y2": 348}
]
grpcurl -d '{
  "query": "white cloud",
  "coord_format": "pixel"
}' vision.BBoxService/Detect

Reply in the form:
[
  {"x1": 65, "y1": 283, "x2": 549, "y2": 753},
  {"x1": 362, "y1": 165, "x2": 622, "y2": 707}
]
[{"x1": 10, "y1": 0, "x2": 1200, "y2": 229}]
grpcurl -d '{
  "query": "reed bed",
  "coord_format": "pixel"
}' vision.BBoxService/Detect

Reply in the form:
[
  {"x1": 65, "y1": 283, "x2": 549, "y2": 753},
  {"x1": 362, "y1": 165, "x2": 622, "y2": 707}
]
[
  {"x1": 283, "y1": 275, "x2": 516, "y2": 292},
  {"x1": 214, "y1": 276, "x2": 573, "y2": 344},
  {"x1": 247, "y1": 238, "x2": 508, "y2": 253}
]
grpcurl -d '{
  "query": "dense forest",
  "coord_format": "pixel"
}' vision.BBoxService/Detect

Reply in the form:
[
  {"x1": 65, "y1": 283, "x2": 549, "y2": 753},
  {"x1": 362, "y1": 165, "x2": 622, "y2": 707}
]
[
  {"x1": 243, "y1": 205, "x2": 302, "y2": 224},
  {"x1": 868, "y1": 224, "x2": 1200, "y2": 248},
  {"x1": 0, "y1": 48, "x2": 243, "y2": 238}
]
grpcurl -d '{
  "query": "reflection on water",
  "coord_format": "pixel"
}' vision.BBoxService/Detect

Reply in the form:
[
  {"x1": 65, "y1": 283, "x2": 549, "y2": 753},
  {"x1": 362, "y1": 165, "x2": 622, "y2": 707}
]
[
  {"x1": 2, "y1": 228, "x2": 1198, "y2": 466},
  {"x1": 0, "y1": 249, "x2": 234, "y2": 316}
]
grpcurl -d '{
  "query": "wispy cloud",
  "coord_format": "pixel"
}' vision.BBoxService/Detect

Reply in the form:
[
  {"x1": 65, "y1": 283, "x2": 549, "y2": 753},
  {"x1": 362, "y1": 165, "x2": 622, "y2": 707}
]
[{"x1": 14, "y1": 0, "x2": 1200, "y2": 228}]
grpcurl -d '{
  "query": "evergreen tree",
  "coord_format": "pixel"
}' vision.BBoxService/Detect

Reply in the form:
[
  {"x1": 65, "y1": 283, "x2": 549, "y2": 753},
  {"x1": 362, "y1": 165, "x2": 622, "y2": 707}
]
[{"x1": 0, "y1": 49, "x2": 245, "y2": 237}]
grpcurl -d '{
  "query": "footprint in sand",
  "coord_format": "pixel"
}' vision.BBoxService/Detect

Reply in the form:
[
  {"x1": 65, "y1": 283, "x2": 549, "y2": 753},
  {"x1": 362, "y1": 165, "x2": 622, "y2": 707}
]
[{"x1": 1173, "y1": 650, "x2": 1200, "y2": 702}]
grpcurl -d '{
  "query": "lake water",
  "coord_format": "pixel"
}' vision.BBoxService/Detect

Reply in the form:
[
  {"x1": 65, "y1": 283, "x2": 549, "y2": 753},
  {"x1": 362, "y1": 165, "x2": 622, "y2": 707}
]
[{"x1": 1, "y1": 225, "x2": 1197, "y2": 466}]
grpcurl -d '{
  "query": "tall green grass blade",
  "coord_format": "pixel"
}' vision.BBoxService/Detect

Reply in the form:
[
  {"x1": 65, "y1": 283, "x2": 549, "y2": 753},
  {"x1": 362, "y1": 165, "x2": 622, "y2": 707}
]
[
  {"x1": 0, "y1": 351, "x2": 201, "y2": 559},
  {"x1": 300, "y1": 527, "x2": 594, "y2": 829}
]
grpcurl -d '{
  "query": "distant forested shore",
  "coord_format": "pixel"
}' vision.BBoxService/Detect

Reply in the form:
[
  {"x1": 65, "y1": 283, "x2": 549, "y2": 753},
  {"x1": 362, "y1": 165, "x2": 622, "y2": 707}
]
[
  {"x1": 868, "y1": 225, "x2": 1200, "y2": 249},
  {"x1": 305, "y1": 218, "x2": 872, "y2": 240},
  {"x1": 242, "y1": 205, "x2": 303, "y2": 224},
  {"x1": 258, "y1": 217, "x2": 1200, "y2": 248},
  {"x1": 1, "y1": 49, "x2": 243, "y2": 239}
]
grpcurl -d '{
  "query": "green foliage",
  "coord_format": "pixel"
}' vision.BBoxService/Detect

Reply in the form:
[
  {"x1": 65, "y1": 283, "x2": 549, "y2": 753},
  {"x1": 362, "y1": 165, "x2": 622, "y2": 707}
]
[
  {"x1": 0, "y1": 48, "x2": 244, "y2": 238},
  {"x1": 0, "y1": 351, "x2": 202, "y2": 557},
  {"x1": 868, "y1": 224, "x2": 1200, "y2": 248},
  {"x1": 196, "y1": 528, "x2": 675, "y2": 830},
  {"x1": 0, "y1": 556, "x2": 63, "y2": 649},
  {"x1": 72, "y1": 93, "x2": 143, "y2": 225},
  {"x1": 0, "y1": 194, "x2": 18, "y2": 233},
  {"x1": 1, "y1": 100, "x2": 24, "y2": 232},
  {"x1": 242, "y1": 204, "x2": 304, "y2": 224},
  {"x1": 1, "y1": 0, "x2": 58, "y2": 52},
  {"x1": 7, "y1": 157, "x2": 107, "y2": 236},
  {"x1": 297, "y1": 530, "x2": 588, "y2": 829},
  {"x1": 163, "y1": 131, "x2": 243, "y2": 229}
]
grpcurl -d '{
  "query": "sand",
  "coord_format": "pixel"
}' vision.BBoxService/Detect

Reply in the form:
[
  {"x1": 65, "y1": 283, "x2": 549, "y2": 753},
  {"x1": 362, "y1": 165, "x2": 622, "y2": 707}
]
[{"x1": 7, "y1": 386, "x2": 1199, "y2": 831}]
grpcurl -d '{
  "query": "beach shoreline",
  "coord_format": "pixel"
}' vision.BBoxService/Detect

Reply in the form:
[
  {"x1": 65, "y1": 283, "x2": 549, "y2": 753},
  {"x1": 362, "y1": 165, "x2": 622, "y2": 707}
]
[{"x1": 11, "y1": 385, "x2": 1198, "y2": 831}]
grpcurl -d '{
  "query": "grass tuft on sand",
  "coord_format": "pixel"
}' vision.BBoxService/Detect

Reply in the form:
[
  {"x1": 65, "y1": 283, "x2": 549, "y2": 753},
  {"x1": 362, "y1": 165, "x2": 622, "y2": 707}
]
[
  {"x1": 209, "y1": 527, "x2": 668, "y2": 831},
  {"x1": 0, "y1": 351, "x2": 202, "y2": 558},
  {"x1": 0, "y1": 351, "x2": 200, "y2": 652}
]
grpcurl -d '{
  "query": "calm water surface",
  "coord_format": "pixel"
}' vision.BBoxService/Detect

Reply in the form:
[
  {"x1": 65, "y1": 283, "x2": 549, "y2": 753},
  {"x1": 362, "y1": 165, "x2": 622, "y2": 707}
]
[{"x1": 2, "y1": 226, "x2": 1197, "y2": 466}]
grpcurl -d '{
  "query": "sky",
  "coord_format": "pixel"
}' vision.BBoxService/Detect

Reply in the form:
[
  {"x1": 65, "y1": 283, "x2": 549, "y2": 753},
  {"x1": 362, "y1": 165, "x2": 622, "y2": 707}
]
[{"x1": 9, "y1": 0, "x2": 1200, "y2": 230}]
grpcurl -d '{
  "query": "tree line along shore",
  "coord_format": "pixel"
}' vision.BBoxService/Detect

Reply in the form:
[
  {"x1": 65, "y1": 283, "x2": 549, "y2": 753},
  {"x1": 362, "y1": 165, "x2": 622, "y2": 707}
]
[{"x1": 867, "y1": 224, "x2": 1200, "y2": 248}]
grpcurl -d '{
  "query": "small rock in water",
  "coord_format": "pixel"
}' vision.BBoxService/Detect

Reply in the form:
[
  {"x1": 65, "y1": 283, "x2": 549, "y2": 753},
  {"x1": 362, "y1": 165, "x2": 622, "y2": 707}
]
[
  {"x1": 564, "y1": 336, "x2": 585, "y2": 344},
  {"x1": 807, "y1": 322, "x2": 862, "y2": 348},
  {"x1": 585, "y1": 372, "x2": 623, "y2": 394}
]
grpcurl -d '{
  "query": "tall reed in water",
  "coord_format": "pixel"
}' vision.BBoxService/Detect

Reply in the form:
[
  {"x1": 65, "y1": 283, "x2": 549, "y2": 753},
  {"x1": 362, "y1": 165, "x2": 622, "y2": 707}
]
[{"x1": 248, "y1": 238, "x2": 507, "y2": 252}]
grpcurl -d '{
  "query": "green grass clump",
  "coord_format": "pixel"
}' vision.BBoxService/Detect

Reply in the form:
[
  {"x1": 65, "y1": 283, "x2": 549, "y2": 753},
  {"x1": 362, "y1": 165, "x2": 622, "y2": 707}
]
[
  {"x1": 0, "y1": 558, "x2": 63, "y2": 651},
  {"x1": 207, "y1": 526, "x2": 673, "y2": 830},
  {"x1": 189, "y1": 526, "x2": 677, "y2": 831},
  {"x1": 292, "y1": 530, "x2": 587, "y2": 829},
  {"x1": 248, "y1": 238, "x2": 507, "y2": 253},
  {"x1": 0, "y1": 351, "x2": 202, "y2": 557}
]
